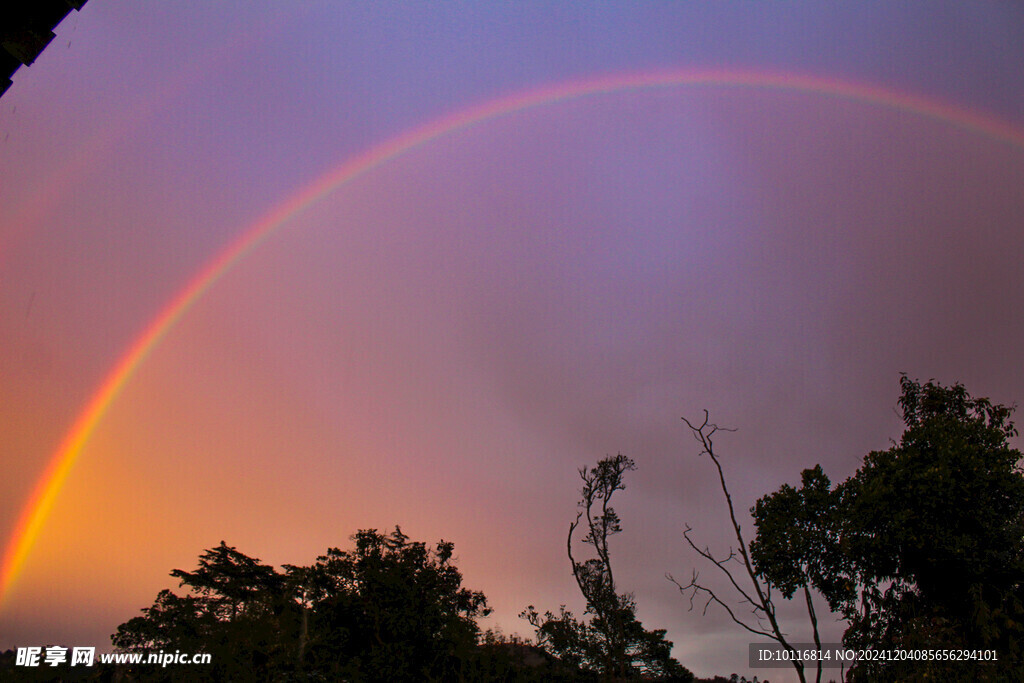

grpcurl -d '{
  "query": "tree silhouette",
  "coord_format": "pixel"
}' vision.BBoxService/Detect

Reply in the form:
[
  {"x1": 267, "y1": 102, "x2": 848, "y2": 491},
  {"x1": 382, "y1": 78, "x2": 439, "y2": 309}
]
[
  {"x1": 524, "y1": 454, "x2": 692, "y2": 681},
  {"x1": 748, "y1": 465, "x2": 847, "y2": 683},
  {"x1": 112, "y1": 541, "x2": 296, "y2": 680},
  {"x1": 297, "y1": 526, "x2": 490, "y2": 680},
  {"x1": 750, "y1": 376, "x2": 1024, "y2": 681},
  {"x1": 112, "y1": 529, "x2": 497, "y2": 681},
  {"x1": 838, "y1": 377, "x2": 1024, "y2": 679}
]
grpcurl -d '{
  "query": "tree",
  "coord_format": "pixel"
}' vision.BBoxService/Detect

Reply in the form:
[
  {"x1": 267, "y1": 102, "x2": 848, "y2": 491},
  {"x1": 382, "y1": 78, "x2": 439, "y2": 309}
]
[
  {"x1": 112, "y1": 541, "x2": 298, "y2": 680},
  {"x1": 112, "y1": 529, "x2": 493, "y2": 681},
  {"x1": 750, "y1": 465, "x2": 849, "y2": 608},
  {"x1": 748, "y1": 464, "x2": 851, "y2": 683},
  {"x1": 524, "y1": 454, "x2": 692, "y2": 681},
  {"x1": 298, "y1": 526, "x2": 491, "y2": 680},
  {"x1": 838, "y1": 377, "x2": 1024, "y2": 679},
  {"x1": 671, "y1": 413, "x2": 818, "y2": 683},
  {"x1": 750, "y1": 376, "x2": 1024, "y2": 681}
]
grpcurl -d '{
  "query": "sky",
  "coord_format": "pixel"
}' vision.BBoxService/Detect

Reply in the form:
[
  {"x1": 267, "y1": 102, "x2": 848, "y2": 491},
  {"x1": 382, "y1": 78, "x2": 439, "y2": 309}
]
[{"x1": 1, "y1": 1, "x2": 1023, "y2": 679}]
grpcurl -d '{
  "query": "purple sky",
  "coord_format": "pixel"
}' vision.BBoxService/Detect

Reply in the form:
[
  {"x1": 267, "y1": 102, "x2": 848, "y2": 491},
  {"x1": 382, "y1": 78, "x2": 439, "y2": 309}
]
[{"x1": 2, "y1": 2, "x2": 1023, "y2": 679}]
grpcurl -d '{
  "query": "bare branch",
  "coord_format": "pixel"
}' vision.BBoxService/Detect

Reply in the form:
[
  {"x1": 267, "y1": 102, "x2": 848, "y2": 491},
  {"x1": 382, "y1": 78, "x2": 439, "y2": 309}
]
[
  {"x1": 682, "y1": 525, "x2": 764, "y2": 613},
  {"x1": 568, "y1": 510, "x2": 583, "y2": 596},
  {"x1": 678, "y1": 412, "x2": 807, "y2": 683},
  {"x1": 804, "y1": 585, "x2": 823, "y2": 683},
  {"x1": 666, "y1": 571, "x2": 777, "y2": 640}
]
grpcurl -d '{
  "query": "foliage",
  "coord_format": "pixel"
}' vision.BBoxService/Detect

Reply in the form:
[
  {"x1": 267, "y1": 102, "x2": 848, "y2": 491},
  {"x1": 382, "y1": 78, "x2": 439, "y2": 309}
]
[
  {"x1": 297, "y1": 526, "x2": 490, "y2": 680},
  {"x1": 112, "y1": 528, "x2": 496, "y2": 681},
  {"x1": 750, "y1": 465, "x2": 850, "y2": 609},
  {"x1": 524, "y1": 454, "x2": 693, "y2": 681},
  {"x1": 112, "y1": 541, "x2": 295, "y2": 680},
  {"x1": 475, "y1": 628, "x2": 591, "y2": 681},
  {"x1": 750, "y1": 376, "x2": 1024, "y2": 681}
]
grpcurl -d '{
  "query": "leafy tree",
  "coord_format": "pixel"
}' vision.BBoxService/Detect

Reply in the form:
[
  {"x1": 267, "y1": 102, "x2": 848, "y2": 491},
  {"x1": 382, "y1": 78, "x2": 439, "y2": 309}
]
[
  {"x1": 299, "y1": 526, "x2": 491, "y2": 681},
  {"x1": 748, "y1": 465, "x2": 851, "y2": 683},
  {"x1": 524, "y1": 454, "x2": 692, "y2": 681},
  {"x1": 840, "y1": 377, "x2": 1024, "y2": 679},
  {"x1": 750, "y1": 465, "x2": 849, "y2": 609},
  {"x1": 112, "y1": 529, "x2": 494, "y2": 681},
  {"x1": 112, "y1": 541, "x2": 298, "y2": 680},
  {"x1": 751, "y1": 376, "x2": 1024, "y2": 681}
]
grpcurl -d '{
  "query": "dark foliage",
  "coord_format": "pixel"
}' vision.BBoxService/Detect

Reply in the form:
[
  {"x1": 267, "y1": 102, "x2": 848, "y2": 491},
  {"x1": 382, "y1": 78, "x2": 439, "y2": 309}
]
[
  {"x1": 112, "y1": 541, "x2": 296, "y2": 680},
  {"x1": 751, "y1": 377, "x2": 1024, "y2": 681},
  {"x1": 294, "y1": 526, "x2": 490, "y2": 680},
  {"x1": 109, "y1": 528, "x2": 528, "y2": 681},
  {"x1": 524, "y1": 455, "x2": 693, "y2": 681}
]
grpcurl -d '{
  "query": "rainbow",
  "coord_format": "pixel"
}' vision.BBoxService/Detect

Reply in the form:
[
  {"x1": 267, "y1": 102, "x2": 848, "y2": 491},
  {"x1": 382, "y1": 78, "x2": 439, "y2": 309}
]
[{"x1": 3, "y1": 68, "x2": 1024, "y2": 605}]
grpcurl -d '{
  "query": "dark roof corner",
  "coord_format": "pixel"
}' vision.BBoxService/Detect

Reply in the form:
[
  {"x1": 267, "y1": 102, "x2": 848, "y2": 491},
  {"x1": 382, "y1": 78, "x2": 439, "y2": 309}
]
[{"x1": 1, "y1": 0, "x2": 88, "y2": 98}]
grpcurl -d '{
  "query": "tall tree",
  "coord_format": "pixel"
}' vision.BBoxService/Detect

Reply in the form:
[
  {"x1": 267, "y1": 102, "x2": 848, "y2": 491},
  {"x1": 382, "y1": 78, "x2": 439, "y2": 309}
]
[
  {"x1": 524, "y1": 454, "x2": 692, "y2": 681},
  {"x1": 672, "y1": 414, "x2": 816, "y2": 683},
  {"x1": 750, "y1": 377, "x2": 1024, "y2": 681},
  {"x1": 839, "y1": 377, "x2": 1024, "y2": 679},
  {"x1": 748, "y1": 464, "x2": 851, "y2": 683}
]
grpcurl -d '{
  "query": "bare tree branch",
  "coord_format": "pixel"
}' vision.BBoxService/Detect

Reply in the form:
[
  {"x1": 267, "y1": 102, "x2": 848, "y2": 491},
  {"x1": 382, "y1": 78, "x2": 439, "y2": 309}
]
[
  {"x1": 667, "y1": 570, "x2": 777, "y2": 639},
  {"x1": 678, "y1": 413, "x2": 807, "y2": 683},
  {"x1": 804, "y1": 584, "x2": 823, "y2": 683},
  {"x1": 682, "y1": 525, "x2": 764, "y2": 615}
]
